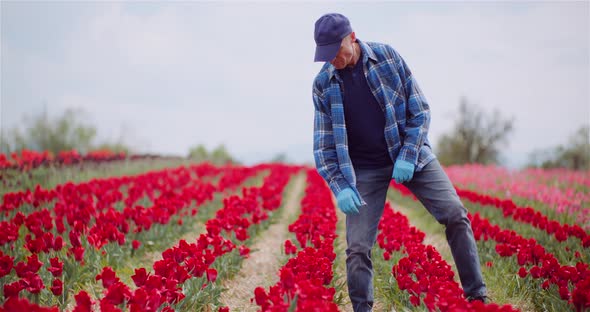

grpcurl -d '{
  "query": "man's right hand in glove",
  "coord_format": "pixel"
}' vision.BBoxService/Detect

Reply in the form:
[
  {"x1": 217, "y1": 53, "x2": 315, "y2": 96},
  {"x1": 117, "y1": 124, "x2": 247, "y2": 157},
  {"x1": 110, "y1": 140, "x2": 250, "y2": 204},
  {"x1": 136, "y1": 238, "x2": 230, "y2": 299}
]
[{"x1": 336, "y1": 188, "x2": 361, "y2": 215}]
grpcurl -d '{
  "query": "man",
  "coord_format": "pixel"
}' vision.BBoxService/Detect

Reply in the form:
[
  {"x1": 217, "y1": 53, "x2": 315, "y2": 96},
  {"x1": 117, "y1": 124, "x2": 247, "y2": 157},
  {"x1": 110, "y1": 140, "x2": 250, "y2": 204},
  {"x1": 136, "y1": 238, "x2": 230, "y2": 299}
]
[{"x1": 312, "y1": 13, "x2": 488, "y2": 312}]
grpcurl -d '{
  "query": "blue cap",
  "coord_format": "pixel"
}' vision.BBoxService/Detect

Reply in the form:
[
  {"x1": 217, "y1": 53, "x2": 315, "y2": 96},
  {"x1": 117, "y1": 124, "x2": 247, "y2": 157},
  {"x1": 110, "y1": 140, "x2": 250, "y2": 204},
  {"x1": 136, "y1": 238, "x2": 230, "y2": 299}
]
[{"x1": 314, "y1": 13, "x2": 352, "y2": 62}]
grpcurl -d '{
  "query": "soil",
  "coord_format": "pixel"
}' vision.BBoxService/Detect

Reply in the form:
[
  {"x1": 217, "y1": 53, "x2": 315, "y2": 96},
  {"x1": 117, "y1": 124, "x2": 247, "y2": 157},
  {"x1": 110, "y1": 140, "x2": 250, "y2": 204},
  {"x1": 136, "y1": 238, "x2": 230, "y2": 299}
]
[{"x1": 219, "y1": 174, "x2": 306, "y2": 311}]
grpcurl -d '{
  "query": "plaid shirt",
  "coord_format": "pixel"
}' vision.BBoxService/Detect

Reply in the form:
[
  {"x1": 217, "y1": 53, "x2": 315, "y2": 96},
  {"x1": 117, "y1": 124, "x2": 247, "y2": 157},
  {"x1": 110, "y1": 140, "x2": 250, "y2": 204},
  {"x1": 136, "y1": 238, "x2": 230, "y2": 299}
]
[{"x1": 312, "y1": 40, "x2": 435, "y2": 202}]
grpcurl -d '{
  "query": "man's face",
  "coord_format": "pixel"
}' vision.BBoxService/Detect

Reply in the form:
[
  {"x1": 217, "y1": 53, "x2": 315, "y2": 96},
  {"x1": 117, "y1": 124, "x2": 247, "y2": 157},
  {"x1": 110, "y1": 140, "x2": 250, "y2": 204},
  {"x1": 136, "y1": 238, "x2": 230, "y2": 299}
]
[{"x1": 330, "y1": 32, "x2": 356, "y2": 70}]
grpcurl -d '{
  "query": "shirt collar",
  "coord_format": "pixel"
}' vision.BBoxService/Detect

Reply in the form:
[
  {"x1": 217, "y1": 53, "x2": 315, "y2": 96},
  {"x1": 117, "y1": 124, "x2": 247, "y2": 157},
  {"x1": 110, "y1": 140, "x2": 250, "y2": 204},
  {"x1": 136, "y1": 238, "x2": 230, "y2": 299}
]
[
  {"x1": 325, "y1": 39, "x2": 377, "y2": 80},
  {"x1": 358, "y1": 39, "x2": 378, "y2": 62}
]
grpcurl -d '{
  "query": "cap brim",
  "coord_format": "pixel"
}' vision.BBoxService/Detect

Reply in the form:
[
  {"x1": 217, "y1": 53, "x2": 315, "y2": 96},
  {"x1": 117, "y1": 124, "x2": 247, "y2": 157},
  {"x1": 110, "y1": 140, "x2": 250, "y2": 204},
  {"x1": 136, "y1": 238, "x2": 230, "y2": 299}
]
[{"x1": 314, "y1": 41, "x2": 341, "y2": 62}]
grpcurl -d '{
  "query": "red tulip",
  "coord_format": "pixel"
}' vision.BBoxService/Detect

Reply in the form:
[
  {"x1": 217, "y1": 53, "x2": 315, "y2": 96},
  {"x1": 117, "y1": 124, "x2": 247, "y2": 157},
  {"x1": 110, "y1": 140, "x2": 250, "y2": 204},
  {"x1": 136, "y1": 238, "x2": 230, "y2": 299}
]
[
  {"x1": 131, "y1": 268, "x2": 149, "y2": 287},
  {"x1": 518, "y1": 267, "x2": 528, "y2": 278},
  {"x1": 50, "y1": 279, "x2": 63, "y2": 296},
  {"x1": 3, "y1": 280, "x2": 24, "y2": 298},
  {"x1": 22, "y1": 272, "x2": 44, "y2": 294},
  {"x1": 0, "y1": 253, "x2": 14, "y2": 278},
  {"x1": 239, "y1": 245, "x2": 250, "y2": 257},
  {"x1": 47, "y1": 257, "x2": 63, "y2": 277},
  {"x1": 96, "y1": 267, "x2": 120, "y2": 288},
  {"x1": 72, "y1": 290, "x2": 93, "y2": 312},
  {"x1": 206, "y1": 268, "x2": 218, "y2": 282},
  {"x1": 104, "y1": 281, "x2": 132, "y2": 305}
]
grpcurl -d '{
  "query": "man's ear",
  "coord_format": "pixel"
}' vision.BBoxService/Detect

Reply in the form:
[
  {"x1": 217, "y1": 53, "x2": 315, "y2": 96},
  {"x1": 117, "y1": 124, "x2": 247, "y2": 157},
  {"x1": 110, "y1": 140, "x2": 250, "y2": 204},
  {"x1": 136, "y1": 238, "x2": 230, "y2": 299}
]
[{"x1": 350, "y1": 31, "x2": 356, "y2": 42}]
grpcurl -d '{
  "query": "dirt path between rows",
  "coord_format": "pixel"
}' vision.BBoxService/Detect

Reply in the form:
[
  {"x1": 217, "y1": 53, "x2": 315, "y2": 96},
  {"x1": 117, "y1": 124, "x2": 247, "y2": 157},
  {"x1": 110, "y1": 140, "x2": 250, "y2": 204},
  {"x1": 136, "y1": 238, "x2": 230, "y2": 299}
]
[
  {"x1": 219, "y1": 173, "x2": 306, "y2": 311},
  {"x1": 334, "y1": 208, "x2": 355, "y2": 312}
]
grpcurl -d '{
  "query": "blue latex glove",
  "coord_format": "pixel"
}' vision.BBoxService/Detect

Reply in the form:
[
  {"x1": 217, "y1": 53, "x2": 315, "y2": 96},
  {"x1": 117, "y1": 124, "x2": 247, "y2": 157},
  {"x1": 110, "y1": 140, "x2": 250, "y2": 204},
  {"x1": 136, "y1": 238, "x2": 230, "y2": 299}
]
[
  {"x1": 392, "y1": 160, "x2": 415, "y2": 183},
  {"x1": 336, "y1": 188, "x2": 361, "y2": 215}
]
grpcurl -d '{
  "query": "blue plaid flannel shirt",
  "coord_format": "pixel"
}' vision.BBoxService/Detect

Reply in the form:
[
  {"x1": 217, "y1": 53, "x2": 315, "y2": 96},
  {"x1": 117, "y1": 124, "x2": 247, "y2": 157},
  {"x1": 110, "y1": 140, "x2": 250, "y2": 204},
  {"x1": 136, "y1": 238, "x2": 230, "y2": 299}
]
[{"x1": 312, "y1": 39, "x2": 436, "y2": 204}]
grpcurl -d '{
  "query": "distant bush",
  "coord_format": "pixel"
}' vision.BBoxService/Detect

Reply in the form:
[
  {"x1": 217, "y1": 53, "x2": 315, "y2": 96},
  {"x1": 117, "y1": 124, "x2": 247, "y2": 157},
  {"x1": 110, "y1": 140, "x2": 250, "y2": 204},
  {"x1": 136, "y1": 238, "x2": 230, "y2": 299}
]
[
  {"x1": 187, "y1": 144, "x2": 237, "y2": 165},
  {"x1": 527, "y1": 126, "x2": 590, "y2": 170},
  {"x1": 1, "y1": 108, "x2": 132, "y2": 156}
]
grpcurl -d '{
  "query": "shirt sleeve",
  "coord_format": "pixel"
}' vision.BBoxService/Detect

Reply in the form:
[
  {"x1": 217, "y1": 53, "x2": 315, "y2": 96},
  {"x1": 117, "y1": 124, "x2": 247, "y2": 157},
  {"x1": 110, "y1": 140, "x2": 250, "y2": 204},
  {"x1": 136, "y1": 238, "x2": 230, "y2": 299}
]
[
  {"x1": 312, "y1": 87, "x2": 350, "y2": 196},
  {"x1": 393, "y1": 50, "x2": 431, "y2": 166}
]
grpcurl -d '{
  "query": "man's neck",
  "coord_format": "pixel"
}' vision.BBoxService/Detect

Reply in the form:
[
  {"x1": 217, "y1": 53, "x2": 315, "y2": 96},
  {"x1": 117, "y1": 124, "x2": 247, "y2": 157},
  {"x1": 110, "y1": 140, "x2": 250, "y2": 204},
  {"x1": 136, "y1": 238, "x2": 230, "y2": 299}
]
[{"x1": 347, "y1": 42, "x2": 361, "y2": 68}]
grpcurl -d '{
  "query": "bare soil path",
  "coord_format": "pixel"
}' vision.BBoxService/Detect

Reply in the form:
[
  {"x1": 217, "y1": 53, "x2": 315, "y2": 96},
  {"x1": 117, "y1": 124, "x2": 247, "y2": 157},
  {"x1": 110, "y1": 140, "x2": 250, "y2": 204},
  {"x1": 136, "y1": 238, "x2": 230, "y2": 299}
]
[{"x1": 219, "y1": 173, "x2": 306, "y2": 311}]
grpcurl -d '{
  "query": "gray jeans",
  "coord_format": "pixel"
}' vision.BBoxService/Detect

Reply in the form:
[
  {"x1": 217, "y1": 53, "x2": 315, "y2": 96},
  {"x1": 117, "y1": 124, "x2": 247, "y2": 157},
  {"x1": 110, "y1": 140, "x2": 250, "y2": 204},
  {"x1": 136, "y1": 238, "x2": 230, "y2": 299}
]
[{"x1": 345, "y1": 159, "x2": 486, "y2": 312}]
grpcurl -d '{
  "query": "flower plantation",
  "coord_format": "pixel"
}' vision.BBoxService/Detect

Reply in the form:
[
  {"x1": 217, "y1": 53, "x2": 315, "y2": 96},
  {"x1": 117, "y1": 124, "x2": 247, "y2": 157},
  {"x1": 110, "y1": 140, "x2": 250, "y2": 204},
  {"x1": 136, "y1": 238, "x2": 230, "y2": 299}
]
[{"x1": 0, "y1": 160, "x2": 588, "y2": 311}]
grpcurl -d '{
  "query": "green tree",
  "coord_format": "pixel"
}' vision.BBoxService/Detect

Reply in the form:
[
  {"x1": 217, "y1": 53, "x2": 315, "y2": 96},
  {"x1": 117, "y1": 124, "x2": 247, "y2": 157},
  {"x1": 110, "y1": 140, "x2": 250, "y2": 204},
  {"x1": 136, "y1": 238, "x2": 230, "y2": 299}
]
[
  {"x1": 187, "y1": 144, "x2": 236, "y2": 164},
  {"x1": 188, "y1": 144, "x2": 209, "y2": 161},
  {"x1": 211, "y1": 144, "x2": 234, "y2": 164},
  {"x1": 3, "y1": 108, "x2": 132, "y2": 155},
  {"x1": 436, "y1": 98, "x2": 514, "y2": 166},
  {"x1": 527, "y1": 125, "x2": 590, "y2": 170},
  {"x1": 5, "y1": 109, "x2": 96, "y2": 154}
]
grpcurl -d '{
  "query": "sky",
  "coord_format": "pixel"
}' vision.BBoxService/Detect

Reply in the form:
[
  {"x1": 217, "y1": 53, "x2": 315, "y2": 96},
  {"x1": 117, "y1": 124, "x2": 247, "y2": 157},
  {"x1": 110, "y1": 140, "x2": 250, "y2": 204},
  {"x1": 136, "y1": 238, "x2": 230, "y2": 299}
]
[{"x1": 1, "y1": 1, "x2": 589, "y2": 168}]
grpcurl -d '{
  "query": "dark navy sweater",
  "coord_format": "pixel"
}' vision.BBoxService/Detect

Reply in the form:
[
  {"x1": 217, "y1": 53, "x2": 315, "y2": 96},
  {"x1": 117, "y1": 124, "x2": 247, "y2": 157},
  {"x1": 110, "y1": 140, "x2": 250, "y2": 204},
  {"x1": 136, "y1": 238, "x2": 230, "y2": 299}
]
[{"x1": 339, "y1": 50, "x2": 393, "y2": 169}]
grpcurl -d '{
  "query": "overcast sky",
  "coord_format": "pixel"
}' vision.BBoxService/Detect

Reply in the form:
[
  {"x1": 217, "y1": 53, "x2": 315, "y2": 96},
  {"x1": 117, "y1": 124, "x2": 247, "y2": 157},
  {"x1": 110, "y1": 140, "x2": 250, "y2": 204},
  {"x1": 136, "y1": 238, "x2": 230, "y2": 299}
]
[{"x1": 1, "y1": 1, "x2": 588, "y2": 168}]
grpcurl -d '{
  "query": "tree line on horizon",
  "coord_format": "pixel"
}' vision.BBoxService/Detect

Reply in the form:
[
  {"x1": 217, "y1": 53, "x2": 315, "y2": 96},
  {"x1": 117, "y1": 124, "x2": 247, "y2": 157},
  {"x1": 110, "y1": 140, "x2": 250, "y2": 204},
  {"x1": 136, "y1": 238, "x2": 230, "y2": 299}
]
[
  {"x1": 1, "y1": 109, "x2": 129, "y2": 156},
  {"x1": 2, "y1": 102, "x2": 588, "y2": 170},
  {"x1": 435, "y1": 97, "x2": 589, "y2": 171}
]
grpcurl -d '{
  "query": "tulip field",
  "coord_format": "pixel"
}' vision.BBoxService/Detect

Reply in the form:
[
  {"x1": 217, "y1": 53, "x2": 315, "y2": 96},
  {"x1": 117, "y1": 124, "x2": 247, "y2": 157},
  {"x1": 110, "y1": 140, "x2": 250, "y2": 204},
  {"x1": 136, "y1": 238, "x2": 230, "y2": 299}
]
[{"x1": 0, "y1": 156, "x2": 588, "y2": 311}]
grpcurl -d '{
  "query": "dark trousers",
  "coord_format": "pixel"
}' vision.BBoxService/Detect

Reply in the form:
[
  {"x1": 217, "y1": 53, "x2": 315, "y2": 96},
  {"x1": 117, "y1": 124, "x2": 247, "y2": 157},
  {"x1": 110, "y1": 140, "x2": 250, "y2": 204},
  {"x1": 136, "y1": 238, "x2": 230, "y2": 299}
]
[{"x1": 346, "y1": 159, "x2": 486, "y2": 312}]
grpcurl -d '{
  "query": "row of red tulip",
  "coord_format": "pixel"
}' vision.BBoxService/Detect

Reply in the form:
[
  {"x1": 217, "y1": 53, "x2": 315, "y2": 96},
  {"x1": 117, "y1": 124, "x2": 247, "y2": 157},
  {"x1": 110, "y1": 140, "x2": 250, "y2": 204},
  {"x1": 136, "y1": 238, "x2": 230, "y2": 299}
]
[
  {"x1": 0, "y1": 149, "x2": 129, "y2": 171},
  {"x1": 253, "y1": 169, "x2": 339, "y2": 311},
  {"x1": 390, "y1": 184, "x2": 590, "y2": 311},
  {"x1": 456, "y1": 187, "x2": 589, "y2": 247},
  {"x1": 1, "y1": 162, "x2": 245, "y2": 214},
  {"x1": 444, "y1": 164, "x2": 590, "y2": 224},
  {"x1": 390, "y1": 182, "x2": 589, "y2": 249},
  {"x1": 447, "y1": 164, "x2": 590, "y2": 192},
  {"x1": 377, "y1": 202, "x2": 519, "y2": 311}
]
